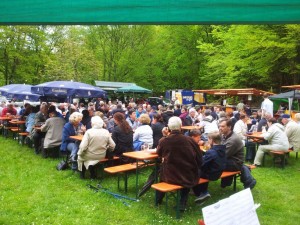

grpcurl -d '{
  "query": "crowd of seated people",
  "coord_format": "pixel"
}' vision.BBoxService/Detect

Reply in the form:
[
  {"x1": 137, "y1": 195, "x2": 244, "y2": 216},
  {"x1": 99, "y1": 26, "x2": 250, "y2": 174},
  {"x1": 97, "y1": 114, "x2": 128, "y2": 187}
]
[{"x1": 1, "y1": 97, "x2": 300, "y2": 205}]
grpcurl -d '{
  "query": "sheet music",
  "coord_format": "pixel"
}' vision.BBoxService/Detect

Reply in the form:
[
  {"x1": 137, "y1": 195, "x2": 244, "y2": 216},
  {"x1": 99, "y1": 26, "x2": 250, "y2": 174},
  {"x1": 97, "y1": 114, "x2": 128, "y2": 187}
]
[{"x1": 202, "y1": 188, "x2": 260, "y2": 225}]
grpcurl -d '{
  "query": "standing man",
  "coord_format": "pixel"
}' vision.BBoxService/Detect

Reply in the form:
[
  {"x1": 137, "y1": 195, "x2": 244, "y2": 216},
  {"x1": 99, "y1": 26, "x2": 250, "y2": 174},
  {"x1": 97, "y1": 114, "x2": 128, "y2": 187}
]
[
  {"x1": 261, "y1": 93, "x2": 273, "y2": 118},
  {"x1": 219, "y1": 119, "x2": 256, "y2": 189}
]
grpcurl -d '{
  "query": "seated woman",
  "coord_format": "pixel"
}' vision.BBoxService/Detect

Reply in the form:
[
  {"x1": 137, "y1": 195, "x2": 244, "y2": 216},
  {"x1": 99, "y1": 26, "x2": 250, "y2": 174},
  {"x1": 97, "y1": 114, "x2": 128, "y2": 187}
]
[
  {"x1": 77, "y1": 116, "x2": 115, "y2": 179},
  {"x1": 133, "y1": 114, "x2": 153, "y2": 150},
  {"x1": 253, "y1": 117, "x2": 289, "y2": 166},
  {"x1": 151, "y1": 114, "x2": 165, "y2": 149},
  {"x1": 111, "y1": 112, "x2": 133, "y2": 156},
  {"x1": 61, "y1": 112, "x2": 85, "y2": 170}
]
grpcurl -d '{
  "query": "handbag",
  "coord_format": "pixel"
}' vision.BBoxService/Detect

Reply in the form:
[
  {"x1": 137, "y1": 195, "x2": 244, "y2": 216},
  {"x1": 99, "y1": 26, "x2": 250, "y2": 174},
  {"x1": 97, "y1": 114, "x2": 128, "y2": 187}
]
[{"x1": 56, "y1": 160, "x2": 69, "y2": 170}]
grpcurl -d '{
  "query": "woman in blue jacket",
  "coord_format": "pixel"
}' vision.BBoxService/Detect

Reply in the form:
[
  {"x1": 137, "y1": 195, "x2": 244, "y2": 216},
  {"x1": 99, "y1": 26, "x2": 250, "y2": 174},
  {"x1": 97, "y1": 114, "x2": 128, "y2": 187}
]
[{"x1": 61, "y1": 112, "x2": 85, "y2": 170}]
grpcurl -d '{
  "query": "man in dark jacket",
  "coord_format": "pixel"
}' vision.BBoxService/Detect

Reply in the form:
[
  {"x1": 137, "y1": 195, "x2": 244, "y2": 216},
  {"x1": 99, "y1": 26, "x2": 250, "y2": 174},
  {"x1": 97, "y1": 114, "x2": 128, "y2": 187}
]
[
  {"x1": 193, "y1": 131, "x2": 226, "y2": 204},
  {"x1": 219, "y1": 119, "x2": 256, "y2": 189},
  {"x1": 162, "y1": 105, "x2": 174, "y2": 125},
  {"x1": 157, "y1": 116, "x2": 202, "y2": 211}
]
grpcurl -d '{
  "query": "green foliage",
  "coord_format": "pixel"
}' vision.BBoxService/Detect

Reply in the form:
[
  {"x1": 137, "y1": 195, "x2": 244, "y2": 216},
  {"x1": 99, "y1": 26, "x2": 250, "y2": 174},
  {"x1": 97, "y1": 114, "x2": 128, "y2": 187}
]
[{"x1": 0, "y1": 25, "x2": 300, "y2": 92}]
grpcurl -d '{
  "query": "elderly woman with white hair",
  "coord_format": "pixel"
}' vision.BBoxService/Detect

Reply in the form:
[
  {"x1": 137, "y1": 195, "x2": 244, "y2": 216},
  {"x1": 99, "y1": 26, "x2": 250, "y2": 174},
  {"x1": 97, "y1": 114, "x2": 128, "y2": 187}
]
[
  {"x1": 77, "y1": 116, "x2": 115, "y2": 179},
  {"x1": 61, "y1": 112, "x2": 85, "y2": 170},
  {"x1": 157, "y1": 116, "x2": 202, "y2": 212}
]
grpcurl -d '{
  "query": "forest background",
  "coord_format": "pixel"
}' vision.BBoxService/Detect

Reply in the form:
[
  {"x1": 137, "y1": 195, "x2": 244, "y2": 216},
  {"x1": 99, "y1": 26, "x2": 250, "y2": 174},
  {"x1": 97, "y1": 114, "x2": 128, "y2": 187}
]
[{"x1": 0, "y1": 25, "x2": 300, "y2": 94}]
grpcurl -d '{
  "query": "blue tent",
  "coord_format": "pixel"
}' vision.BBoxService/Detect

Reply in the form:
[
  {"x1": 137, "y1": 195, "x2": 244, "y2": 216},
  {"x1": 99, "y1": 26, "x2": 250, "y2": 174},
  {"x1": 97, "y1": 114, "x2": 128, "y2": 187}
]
[{"x1": 31, "y1": 81, "x2": 106, "y2": 99}]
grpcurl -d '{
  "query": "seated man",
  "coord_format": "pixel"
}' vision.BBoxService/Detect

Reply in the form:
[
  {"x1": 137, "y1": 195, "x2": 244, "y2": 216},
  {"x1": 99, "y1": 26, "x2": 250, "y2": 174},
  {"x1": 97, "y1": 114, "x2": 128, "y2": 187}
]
[
  {"x1": 41, "y1": 106, "x2": 66, "y2": 157},
  {"x1": 193, "y1": 131, "x2": 226, "y2": 204},
  {"x1": 281, "y1": 114, "x2": 300, "y2": 153},
  {"x1": 32, "y1": 103, "x2": 48, "y2": 154},
  {"x1": 219, "y1": 119, "x2": 256, "y2": 189},
  {"x1": 156, "y1": 116, "x2": 202, "y2": 211},
  {"x1": 253, "y1": 117, "x2": 289, "y2": 166},
  {"x1": 1, "y1": 102, "x2": 17, "y2": 116}
]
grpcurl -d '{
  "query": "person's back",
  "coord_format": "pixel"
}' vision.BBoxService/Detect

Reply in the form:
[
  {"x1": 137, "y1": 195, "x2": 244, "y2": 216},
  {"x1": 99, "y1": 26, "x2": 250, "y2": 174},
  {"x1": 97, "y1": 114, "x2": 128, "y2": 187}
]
[
  {"x1": 264, "y1": 122, "x2": 289, "y2": 149},
  {"x1": 157, "y1": 116, "x2": 202, "y2": 211},
  {"x1": 173, "y1": 104, "x2": 181, "y2": 117},
  {"x1": 162, "y1": 105, "x2": 174, "y2": 125},
  {"x1": 193, "y1": 131, "x2": 226, "y2": 204},
  {"x1": 202, "y1": 144, "x2": 226, "y2": 181},
  {"x1": 261, "y1": 93, "x2": 273, "y2": 117},
  {"x1": 41, "y1": 114, "x2": 65, "y2": 148},
  {"x1": 111, "y1": 112, "x2": 133, "y2": 156},
  {"x1": 158, "y1": 130, "x2": 201, "y2": 187},
  {"x1": 151, "y1": 114, "x2": 165, "y2": 148},
  {"x1": 78, "y1": 116, "x2": 115, "y2": 178},
  {"x1": 285, "y1": 119, "x2": 300, "y2": 151}
]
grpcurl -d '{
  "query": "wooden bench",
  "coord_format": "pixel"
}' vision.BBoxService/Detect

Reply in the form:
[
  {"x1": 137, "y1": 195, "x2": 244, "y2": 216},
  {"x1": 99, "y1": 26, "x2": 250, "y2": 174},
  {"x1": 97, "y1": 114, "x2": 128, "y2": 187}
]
[
  {"x1": 18, "y1": 132, "x2": 29, "y2": 145},
  {"x1": 104, "y1": 162, "x2": 145, "y2": 193},
  {"x1": 263, "y1": 149, "x2": 293, "y2": 168},
  {"x1": 99, "y1": 156, "x2": 120, "y2": 163},
  {"x1": 151, "y1": 165, "x2": 256, "y2": 219}
]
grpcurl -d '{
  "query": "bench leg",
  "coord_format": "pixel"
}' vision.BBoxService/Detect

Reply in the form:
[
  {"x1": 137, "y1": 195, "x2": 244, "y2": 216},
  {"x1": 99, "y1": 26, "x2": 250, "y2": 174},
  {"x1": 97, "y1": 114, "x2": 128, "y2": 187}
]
[
  {"x1": 175, "y1": 190, "x2": 180, "y2": 219},
  {"x1": 165, "y1": 192, "x2": 169, "y2": 215},
  {"x1": 233, "y1": 175, "x2": 237, "y2": 192},
  {"x1": 124, "y1": 173, "x2": 128, "y2": 193}
]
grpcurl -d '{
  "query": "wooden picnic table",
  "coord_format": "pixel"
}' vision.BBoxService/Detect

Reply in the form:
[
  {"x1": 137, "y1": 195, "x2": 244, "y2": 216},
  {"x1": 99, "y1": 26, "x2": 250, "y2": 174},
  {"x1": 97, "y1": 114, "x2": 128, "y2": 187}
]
[
  {"x1": 181, "y1": 125, "x2": 203, "y2": 130},
  {"x1": 123, "y1": 151, "x2": 159, "y2": 199}
]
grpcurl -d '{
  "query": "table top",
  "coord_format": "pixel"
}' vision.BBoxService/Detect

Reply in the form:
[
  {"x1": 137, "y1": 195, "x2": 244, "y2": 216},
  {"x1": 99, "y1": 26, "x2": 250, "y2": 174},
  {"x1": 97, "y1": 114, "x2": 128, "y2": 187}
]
[
  {"x1": 123, "y1": 151, "x2": 158, "y2": 160},
  {"x1": 69, "y1": 135, "x2": 83, "y2": 141},
  {"x1": 246, "y1": 132, "x2": 264, "y2": 139},
  {"x1": 9, "y1": 120, "x2": 26, "y2": 124},
  {"x1": 181, "y1": 125, "x2": 203, "y2": 130},
  {"x1": 0, "y1": 117, "x2": 12, "y2": 120}
]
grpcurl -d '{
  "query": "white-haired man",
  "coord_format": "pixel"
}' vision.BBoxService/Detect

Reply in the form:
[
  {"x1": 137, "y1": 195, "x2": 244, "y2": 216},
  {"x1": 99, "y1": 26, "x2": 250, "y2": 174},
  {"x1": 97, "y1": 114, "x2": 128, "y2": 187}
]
[
  {"x1": 183, "y1": 108, "x2": 196, "y2": 126},
  {"x1": 157, "y1": 116, "x2": 202, "y2": 211}
]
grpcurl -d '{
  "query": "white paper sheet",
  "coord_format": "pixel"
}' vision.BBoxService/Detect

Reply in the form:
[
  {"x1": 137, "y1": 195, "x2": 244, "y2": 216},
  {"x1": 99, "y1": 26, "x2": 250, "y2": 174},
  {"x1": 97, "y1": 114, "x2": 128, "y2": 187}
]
[{"x1": 202, "y1": 188, "x2": 260, "y2": 225}]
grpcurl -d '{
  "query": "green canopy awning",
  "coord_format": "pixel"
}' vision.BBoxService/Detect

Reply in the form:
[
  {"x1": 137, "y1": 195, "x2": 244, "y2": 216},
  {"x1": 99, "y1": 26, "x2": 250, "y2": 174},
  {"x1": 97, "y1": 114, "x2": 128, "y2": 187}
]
[
  {"x1": 116, "y1": 85, "x2": 152, "y2": 94},
  {"x1": 1, "y1": 0, "x2": 300, "y2": 24}
]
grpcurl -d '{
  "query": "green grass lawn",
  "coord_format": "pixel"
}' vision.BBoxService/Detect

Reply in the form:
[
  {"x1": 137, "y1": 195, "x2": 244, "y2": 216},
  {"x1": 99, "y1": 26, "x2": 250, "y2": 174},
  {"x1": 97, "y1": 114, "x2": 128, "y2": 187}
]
[{"x1": 0, "y1": 136, "x2": 300, "y2": 225}]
